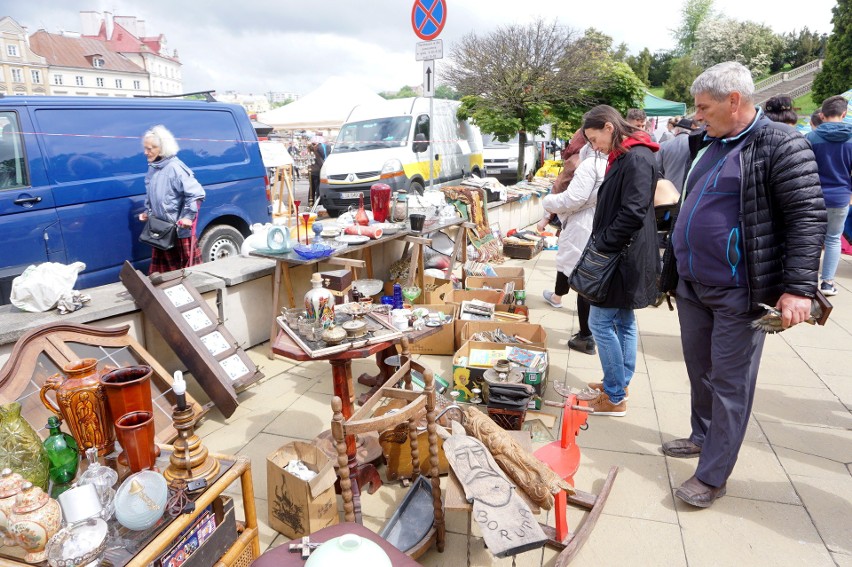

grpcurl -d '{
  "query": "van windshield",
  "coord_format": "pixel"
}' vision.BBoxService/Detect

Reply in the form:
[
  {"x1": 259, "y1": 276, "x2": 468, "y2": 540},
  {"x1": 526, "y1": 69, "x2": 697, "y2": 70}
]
[{"x1": 334, "y1": 116, "x2": 412, "y2": 153}]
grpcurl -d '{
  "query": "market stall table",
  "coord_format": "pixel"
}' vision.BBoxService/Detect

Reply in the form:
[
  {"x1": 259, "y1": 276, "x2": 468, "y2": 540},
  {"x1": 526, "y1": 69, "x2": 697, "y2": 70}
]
[{"x1": 271, "y1": 325, "x2": 444, "y2": 523}]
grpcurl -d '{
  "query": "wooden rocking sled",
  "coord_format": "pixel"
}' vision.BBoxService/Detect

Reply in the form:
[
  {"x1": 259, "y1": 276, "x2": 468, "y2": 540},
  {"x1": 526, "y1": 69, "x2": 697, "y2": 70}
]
[{"x1": 534, "y1": 382, "x2": 618, "y2": 566}]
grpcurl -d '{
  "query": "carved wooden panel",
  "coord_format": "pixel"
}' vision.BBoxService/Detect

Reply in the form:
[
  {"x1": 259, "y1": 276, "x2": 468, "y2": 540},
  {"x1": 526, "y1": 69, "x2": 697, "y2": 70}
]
[
  {"x1": 0, "y1": 322, "x2": 203, "y2": 443},
  {"x1": 120, "y1": 262, "x2": 263, "y2": 418}
]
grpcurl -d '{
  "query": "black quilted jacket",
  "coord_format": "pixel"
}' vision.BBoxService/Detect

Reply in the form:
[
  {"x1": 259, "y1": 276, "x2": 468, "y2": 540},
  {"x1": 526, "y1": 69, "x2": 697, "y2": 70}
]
[{"x1": 688, "y1": 117, "x2": 826, "y2": 307}]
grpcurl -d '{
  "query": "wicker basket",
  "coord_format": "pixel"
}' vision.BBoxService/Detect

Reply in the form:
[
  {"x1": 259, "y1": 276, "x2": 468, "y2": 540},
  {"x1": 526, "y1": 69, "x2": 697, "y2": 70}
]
[{"x1": 486, "y1": 406, "x2": 527, "y2": 431}]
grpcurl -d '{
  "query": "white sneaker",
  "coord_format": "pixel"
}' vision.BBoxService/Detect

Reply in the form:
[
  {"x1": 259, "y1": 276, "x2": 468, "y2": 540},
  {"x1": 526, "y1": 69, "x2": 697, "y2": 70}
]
[
  {"x1": 543, "y1": 290, "x2": 563, "y2": 308},
  {"x1": 820, "y1": 281, "x2": 838, "y2": 296}
]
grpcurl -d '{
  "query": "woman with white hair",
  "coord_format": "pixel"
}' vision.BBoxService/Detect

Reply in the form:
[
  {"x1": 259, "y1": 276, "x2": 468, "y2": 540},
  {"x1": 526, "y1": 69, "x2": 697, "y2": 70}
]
[{"x1": 138, "y1": 125, "x2": 206, "y2": 273}]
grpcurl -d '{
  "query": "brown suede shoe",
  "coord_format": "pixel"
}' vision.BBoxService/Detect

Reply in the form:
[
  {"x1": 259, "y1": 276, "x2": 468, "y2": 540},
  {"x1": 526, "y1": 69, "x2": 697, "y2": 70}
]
[
  {"x1": 587, "y1": 392, "x2": 627, "y2": 416},
  {"x1": 588, "y1": 382, "x2": 629, "y2": 401},
  {"x1": 662, "y1": 438, "x2": 702, "y2": 458},
  {"x1": 675, "y1": 475, "x2": 727, "y2": 508}
]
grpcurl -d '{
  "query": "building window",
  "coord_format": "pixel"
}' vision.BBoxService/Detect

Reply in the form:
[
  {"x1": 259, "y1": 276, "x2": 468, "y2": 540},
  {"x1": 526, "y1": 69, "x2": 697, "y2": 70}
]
[
  {"x1": 75, "y1": 76, "x2": 84, "y2": 86},
  {"x1": 6, "y1": 45, "x2": 18, "y2": 57},
  {"x1": 96, "y1": 78, "x2": 104, "y2": 87},
  {"x1": 93, "y1": 58, "x2": 104, "y2": 68},
  {"x1": 54, "y1": 75, "x2": 63, "y2": 86},
  {"x1": 115, "y1": 79, "x2": 123, "y2": 89},
  {"x1": 31, "y1": 70, "x2": 41, "y2": 84},
  {"x1": 10, "y1": 69, "x2": 23, "y2": 83},
  {"x1": 133, "y1": 80, "x2": 141, "y2": 90}
]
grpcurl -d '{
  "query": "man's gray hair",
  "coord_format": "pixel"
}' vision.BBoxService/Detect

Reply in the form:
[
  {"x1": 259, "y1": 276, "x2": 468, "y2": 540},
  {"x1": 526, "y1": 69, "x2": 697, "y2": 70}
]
[
  {"x1": 690, "y1": 61, "x2": 754, "y2": 102},
  {"x1": 142, "y1": 124, "x2": 179, "y2": 158}
]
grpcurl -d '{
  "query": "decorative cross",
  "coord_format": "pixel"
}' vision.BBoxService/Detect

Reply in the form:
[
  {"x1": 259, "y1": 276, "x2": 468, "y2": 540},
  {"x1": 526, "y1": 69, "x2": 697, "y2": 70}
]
[{"x1": 288, "y1": 536, "x2": 321, "y2": 559}]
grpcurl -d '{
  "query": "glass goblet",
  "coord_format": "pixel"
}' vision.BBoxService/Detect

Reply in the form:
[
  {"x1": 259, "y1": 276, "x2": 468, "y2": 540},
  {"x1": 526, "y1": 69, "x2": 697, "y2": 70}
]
[{"x1": 401, "y1": 285, "x2": 421, "y2": 304}]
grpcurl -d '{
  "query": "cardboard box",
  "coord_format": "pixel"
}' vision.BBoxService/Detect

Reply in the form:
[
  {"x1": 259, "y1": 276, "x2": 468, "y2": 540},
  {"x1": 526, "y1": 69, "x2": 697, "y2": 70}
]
[
  {"x1": 463, "y1": 265, "x2": 526, "y2": 282},
  {"x1": 465, "y1": 276, "x2": 526, "y2": 292},
  {"x1": 418, "y1": 275, "x2": 453, "y2": 304},
  {"x1": 460, "y1": 321, "x2": 548, "y2": 348},
  {"x1": 452, "y1": 340, "x2": 548, "y2": 403},
  {"x1": 267, "y1": 441, "x2": 339, "y2": 538},
  {"x1": 409, "y1": 304, "x2": 458, "y2": 355},
  {"x1": 446, "y1": 289, "x2": 505, "y2": 346}
]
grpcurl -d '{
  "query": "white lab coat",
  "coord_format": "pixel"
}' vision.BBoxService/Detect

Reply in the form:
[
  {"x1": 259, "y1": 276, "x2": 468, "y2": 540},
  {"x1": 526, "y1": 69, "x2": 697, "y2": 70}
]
[{"x1": 542, "y1": 154, "x2": 607, "y2": 277}]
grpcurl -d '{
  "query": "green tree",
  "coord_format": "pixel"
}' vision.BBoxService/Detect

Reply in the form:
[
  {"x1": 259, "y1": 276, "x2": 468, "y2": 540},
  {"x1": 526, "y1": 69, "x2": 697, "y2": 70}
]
[
  {"x1": 435, "y1": 85, "x2": 460, "y2": 100},
  {"x1": 812, "y1": 0, "x2": 850, "y2": 104},
  {"x1": 648, "y1": 50, "x2": 676, "y2": 86},
  {"x1": 611, "y1": 42, "x2": 630, "y2": 62},
  {"x1": 446, "y1": 18, "x2": 603, "y2": 182},
  {"x1": 664, "y1": 54, "x2": 703, "y2": 104},
  {"x1": 672, "y1": 0, "x2": 715, "y2": 55},
  {"x1": 627, "y1": 48, "x2": 653, "y2": 86},
  {"x1": 379, "y1": 85, "x2": 418, "y2": 99},
  {"x1": 693, "y1": 17, "x2": 782, "y2": 77}
]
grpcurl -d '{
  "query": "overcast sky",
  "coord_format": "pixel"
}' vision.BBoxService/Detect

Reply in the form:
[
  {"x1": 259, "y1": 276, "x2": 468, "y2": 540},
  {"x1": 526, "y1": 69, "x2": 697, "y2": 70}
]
[{"x1": 12, "y1": 0, "x2": 837, "y2": 97}]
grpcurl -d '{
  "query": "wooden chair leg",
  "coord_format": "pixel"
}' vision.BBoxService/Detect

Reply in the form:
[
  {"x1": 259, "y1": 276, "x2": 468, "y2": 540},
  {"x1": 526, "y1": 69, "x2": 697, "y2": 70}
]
[
  {"x1": 331, "y1": 396, "x2": 355, "y2": 523},
  {"x1": 423, "y1": 365, "x2": 445, "y2": 551}
]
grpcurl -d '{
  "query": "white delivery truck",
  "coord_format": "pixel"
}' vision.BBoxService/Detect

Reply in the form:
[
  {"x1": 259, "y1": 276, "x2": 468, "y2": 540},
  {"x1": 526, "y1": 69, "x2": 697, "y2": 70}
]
[{"x1": 318, "y1": 97, "x2": 484, "y2": 217}]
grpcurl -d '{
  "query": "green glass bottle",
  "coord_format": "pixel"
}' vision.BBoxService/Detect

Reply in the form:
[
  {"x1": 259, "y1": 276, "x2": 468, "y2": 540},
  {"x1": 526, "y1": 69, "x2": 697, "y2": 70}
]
[{"x1": 43, "y1": 416, "x2": 78, "y2": 485}]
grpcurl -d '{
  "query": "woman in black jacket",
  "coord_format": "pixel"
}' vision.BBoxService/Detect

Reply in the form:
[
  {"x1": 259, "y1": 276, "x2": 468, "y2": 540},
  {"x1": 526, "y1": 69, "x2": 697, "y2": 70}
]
[{"x1": 580, "y1": 105, "x2": 660, "y2": 416}]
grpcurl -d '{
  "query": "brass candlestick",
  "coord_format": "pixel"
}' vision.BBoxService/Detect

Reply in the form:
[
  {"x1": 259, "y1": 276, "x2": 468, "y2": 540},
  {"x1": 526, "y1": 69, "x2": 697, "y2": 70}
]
[{"x1": 163, "y1": 407, "x2": 219, "y2": 487}]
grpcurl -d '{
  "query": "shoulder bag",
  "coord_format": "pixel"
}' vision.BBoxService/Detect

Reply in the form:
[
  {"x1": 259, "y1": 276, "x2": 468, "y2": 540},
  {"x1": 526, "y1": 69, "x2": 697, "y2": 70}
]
[
  {"x1": 569, "y1": 235, "x2": 630, "y2": 304},
  {"x1": 139, "y1": 215, "x2": 177, "y2": 251}
]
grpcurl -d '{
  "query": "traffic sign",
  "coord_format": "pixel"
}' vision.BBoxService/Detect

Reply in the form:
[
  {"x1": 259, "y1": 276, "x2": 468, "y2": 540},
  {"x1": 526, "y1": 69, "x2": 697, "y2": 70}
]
[
  {"x1": 423, "y1": 60, "x2": 435, "y2": 98},
  {"x1": 416, "y1": 39, "x2": 443, "y2": 61},
  {"x1": 411, "y1": 0, "x2": 447, "y2": 41}
]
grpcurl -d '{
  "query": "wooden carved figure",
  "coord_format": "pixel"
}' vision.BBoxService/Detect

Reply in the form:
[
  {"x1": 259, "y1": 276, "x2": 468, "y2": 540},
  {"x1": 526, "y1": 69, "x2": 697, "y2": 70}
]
[{"x1": 443, "y1": 420, "x2": 547, "y2": 558}]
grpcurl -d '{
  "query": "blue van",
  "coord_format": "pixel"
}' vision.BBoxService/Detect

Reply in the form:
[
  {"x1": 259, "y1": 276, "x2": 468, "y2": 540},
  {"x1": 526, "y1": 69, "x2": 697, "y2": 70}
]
[{"x1": 0, "y1": 96, "x2": 272, "y2": 301}]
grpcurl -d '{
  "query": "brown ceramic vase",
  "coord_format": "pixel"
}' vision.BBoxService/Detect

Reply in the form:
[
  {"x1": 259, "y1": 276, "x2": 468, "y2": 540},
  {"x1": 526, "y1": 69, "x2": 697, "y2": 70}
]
[{"x1": 40, "y1": 358, "x2": 115, "y2": 457}]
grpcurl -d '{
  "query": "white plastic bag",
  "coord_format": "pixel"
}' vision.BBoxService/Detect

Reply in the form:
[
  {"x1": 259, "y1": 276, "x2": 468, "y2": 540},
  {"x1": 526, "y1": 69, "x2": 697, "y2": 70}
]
[{"x1": 10, "y1": 262, "x2": 86, "y2": 312}]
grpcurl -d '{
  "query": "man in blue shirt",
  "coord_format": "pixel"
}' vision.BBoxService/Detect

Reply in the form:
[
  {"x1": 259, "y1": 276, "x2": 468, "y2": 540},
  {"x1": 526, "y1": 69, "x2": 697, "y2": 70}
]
[
  {"x1": 806, "y1": 95, "x2": 852, "y2": 296},
  {"x1": 664, "y1": 62, "x2": 825, "y2": 509}
]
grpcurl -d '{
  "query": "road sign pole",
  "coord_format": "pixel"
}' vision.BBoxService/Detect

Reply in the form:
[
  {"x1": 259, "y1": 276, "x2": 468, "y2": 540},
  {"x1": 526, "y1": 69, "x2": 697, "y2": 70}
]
[{"x1": 429, "y1": 95, "x2": 434, "y2": 190}]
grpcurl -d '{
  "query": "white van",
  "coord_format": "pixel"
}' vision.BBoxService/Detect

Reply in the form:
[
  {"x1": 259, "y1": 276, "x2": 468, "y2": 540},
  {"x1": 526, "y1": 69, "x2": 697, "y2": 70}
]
[{"x1": 318, "y1": 97, "x2": 484, "y2": 216}]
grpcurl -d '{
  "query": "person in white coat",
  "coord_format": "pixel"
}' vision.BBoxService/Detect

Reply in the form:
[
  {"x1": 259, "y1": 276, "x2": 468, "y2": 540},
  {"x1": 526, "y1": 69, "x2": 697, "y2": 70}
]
[{"x1": 541, "y1": 146, "x2": 607, "y2": 354}]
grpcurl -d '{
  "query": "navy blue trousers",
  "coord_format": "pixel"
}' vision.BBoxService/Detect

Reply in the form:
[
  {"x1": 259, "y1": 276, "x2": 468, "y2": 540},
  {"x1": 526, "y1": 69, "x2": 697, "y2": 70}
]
[{"x1": 676, "y1": 279, "x2": 766, "y2": 487}]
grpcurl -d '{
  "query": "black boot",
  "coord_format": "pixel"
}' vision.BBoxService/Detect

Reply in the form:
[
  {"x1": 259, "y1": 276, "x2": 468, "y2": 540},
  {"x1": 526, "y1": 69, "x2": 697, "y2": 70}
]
[{"x1": 568, "y1": 333, "x2": 596, "y2": 355}]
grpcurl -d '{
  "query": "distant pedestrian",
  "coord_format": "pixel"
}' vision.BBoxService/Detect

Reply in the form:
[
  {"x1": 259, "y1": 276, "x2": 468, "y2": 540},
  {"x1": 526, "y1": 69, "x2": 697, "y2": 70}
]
[
  {"x1": 658, "y1": 117, "x2": 678, "y2": 143},
  {"x1": 138, "y1": 125, "x2": 205, "y2": 274},
  {"x1": 287, "y1": 141, "x2": 301, "y2": 180},
  {"x1": 309, "y1": 139, "x2": 329, "y2": 207},
  {"x1": 656, "y1": 117, "x2": 699, "y2": 193},
  {"x1": 763, "y1": 95, "x2": 798, "y2": 126},
  {"x1": 810, "y1": 110, "x2": 824, "y2": 129},
  {"x1": 806, "y1": 94, "x2": 852, "y2": 296}
]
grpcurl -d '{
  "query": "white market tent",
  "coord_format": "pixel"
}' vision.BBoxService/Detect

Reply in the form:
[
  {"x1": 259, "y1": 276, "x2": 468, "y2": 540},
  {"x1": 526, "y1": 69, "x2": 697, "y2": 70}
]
[{"x1": 259, "y1": 77, "x2": 385, "y2": 132}]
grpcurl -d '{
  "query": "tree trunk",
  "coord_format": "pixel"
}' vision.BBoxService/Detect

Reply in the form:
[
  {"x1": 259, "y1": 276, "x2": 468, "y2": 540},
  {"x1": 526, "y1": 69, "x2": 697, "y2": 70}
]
[{"x1": 517, "y1": 130, "x2": 528, "y2": 182}]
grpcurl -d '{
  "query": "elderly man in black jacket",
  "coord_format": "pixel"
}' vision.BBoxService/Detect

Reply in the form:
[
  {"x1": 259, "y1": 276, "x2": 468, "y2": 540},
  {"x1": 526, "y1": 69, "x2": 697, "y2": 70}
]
[{"x1": 663, "y1": 61, "x2": 826, "y2": 508}]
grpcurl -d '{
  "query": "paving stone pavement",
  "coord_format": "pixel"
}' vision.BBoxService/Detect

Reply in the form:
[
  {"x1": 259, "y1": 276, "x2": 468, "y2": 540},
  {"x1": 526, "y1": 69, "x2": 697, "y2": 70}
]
[{"x1": 198, "y1": 247, "x2": 852, "y2": 567}]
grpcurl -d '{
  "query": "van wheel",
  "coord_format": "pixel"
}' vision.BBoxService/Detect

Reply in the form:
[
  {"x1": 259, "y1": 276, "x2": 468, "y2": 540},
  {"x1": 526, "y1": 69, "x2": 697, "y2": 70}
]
[
  {"x1": 409, "y1": 181, "x2": 424, "y2": 195},
  {"x1": 198, "y1": 225, "x2": 244, "y2": 262}
]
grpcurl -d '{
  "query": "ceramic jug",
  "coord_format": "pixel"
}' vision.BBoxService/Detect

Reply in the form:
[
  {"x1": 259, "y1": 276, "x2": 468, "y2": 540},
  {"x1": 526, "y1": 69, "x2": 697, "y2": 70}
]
[
  {"x1": 40, "y1": 358, "x2": 115, "y2": 457},
  {"x1": 0, "y1": 403, "x2": 50, "y2": 491},
  {"x1": 0, "y1": 468, "x2": 24, "y2": 546},
  {"x1": 9, "y1": 482, "x2": 62, "y2": 563}
]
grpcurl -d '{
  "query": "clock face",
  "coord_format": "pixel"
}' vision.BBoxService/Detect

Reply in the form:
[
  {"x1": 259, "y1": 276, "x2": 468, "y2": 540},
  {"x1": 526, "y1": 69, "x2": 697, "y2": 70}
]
[
  {"x1": 219, "y1": 354, "x2": 250, "y2": 381},
  {"x1": 164, "y1": 284, "x2": 194, "y2": 308},
  {"x1": 182, "y1": 307, "x2": 213, "y2": 332},
  {"x1": 200, "y1": 331, "x2": 230, "y2": 356}
]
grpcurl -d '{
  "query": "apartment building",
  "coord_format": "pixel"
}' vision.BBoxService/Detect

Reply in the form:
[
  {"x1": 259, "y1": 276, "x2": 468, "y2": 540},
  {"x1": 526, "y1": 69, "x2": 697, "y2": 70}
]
[
  {"x1": 81, "y1": 12, "x2": 181, "y2": 96},
  {"x1": 29, "y1": 30, "x2": 148, "y2": 97},
  {"x1": 0, "y1": 16, "x2": 49, "y2": 95}
]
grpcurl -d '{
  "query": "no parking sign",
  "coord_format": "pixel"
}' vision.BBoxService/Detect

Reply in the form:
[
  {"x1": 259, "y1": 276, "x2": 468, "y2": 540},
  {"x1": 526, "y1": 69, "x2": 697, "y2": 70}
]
[{"x1": 411, "y1": 0, "x2": 446, "y2": 41}]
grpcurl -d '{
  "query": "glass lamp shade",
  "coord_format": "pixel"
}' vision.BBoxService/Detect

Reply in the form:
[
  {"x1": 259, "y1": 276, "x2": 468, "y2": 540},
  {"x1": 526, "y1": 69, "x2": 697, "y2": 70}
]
[{"x1": 113, "y1": 471, "x2": 167, "y2": 531}]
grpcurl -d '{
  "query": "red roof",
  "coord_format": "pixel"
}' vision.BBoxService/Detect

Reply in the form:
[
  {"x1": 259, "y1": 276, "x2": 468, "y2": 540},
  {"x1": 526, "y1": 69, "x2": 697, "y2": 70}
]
[
  {"x1": 29, "y1": 30, "x2": 146, "y2": 73},
  {"x1": 84, "y1": 20, "x2": 178, "y2": 62}
]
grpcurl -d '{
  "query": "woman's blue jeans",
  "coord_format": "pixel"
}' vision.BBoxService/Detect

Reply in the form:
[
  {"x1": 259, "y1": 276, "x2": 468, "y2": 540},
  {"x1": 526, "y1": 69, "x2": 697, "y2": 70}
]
[
  {"x1": 588, "y1": 306, "x2": 637, "y2": 404},
  {"x1": 822, "y1": 205, "x2": 850, "y2": 282}
]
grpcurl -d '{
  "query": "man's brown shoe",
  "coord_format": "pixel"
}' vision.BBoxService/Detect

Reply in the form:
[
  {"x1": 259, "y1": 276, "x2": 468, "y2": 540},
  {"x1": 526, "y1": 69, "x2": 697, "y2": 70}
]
[
  {"x1": 662, "y1": 438, "x2": 702, "y2": 458},
  {"x1": 588, "y1": 382, "x2": 629, "y2": 401},
  {"x1": 587, "y1": 392, "x2": 627, "y2": 416},
  {"x1": 675, "y1": 475, "x2": 726, "y2": 508}
]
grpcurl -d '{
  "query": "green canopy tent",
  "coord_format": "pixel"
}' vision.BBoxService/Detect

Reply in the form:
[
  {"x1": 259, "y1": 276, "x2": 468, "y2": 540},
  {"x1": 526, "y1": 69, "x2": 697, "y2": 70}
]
[{"x1": 643, "y1": 91, "x2": 687, "y2": 116}]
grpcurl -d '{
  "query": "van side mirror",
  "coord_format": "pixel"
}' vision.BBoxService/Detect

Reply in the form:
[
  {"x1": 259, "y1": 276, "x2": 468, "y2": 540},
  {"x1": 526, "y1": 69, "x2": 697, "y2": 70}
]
[{"x1": 413, "y1": 133, "x2": 429, "y2": 154}]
